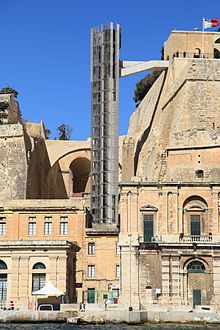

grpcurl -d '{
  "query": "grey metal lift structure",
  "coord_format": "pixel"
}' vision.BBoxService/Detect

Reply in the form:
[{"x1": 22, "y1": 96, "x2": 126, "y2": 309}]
[
  {"x1": 91, "y1": 23, "x2": 120, "y2": 224},
  {"x1": 90, "y1": 22, "x2": 169, "y2": 225}
]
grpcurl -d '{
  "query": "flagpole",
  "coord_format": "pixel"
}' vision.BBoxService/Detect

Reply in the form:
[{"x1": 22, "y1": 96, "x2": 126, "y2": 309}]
[{"x1": 202, "y1": 18, "x2": 205, "y2": 58}]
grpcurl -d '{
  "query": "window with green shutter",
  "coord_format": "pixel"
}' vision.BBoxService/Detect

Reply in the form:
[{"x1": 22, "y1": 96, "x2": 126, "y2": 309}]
[
  {"x1": 143, "y1": 214, "x2": 154, "y2": 242},
  {"x1": 190, "y1": 215, "x2": 201, "y2": 235}
]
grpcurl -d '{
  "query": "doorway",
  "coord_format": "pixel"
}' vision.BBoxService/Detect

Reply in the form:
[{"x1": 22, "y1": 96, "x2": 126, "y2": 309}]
[{"x1": 193, "y1": 289, "x2": 201, "y2": 307}]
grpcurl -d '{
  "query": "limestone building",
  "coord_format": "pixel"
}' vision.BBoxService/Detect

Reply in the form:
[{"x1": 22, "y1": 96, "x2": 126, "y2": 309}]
[
  {"x1": 0, "y1": 92, "x2": 119, "y2": 307},
  {"x1": 119, "y1": 30, "x2": 220, "y2": 309}
]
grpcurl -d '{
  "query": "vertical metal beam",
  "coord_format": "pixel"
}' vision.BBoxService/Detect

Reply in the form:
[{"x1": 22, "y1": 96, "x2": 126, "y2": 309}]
[{"x1": 91, "y1": 23, "x2": 120, "y2": 224}]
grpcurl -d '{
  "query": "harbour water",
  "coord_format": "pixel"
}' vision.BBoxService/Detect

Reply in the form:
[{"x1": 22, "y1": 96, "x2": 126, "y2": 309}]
[{"x1": 0, "y1": 324, "x2": 220, "y2": 330}]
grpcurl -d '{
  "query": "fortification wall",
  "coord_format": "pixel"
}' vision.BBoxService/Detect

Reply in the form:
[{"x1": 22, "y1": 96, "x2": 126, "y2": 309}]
[
  {"x1": 125, "y1": 58, "x2": 220, "y2": 182},
  {"x1": 0, "y1": 123, "x2": 28, "y2": 199}
]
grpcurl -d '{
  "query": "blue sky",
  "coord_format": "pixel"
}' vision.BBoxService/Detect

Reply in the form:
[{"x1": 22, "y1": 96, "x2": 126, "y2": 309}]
[{"x1": 0, "y1": 0, "x2": 219, "y2": 140}]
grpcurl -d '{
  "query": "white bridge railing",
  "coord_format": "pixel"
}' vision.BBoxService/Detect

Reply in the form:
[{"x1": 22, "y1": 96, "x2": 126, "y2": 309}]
[{"x1": 180, "y1": 235, "x2": 212, "y2": 242}]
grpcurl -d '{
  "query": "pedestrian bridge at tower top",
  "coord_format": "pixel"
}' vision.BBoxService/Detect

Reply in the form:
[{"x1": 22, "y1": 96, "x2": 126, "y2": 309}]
[{"x1": 120, "y1": 60, "x2": 169, "y2": 77}]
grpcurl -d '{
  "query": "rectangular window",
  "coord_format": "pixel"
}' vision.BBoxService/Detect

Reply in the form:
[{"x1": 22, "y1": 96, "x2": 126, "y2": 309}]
[
  {"x1": 32, "y1": 273, "x2": 46, "y2": 292},
  {"x1": 116, "y1": 265, "x2": 120, "y2": 278},
  {"x1": 44, "y1": 216, "x2": 52, "y2": 221},
  {"x1": 60, "y1": 216, "x2": 68, "y2": 221},
  {"x1": 143, "y1": 214, "x2": 154, "y2": 242},
  {"x1": 0, "y1": 275, "x2": 7, "y2": 301},
  {"x1": 60, "y1": 222, "x2": 68, "y2": 235},
  {"x1": 0, "y1": 218, "x2": 6, "y2": 236},
  {"x1": 28, "y1": 222, "x2": 36, "y2": 235},
  {"x1": 190, "y1": 215, "x2": 201, "y2": 235},
  {"x1": 29, "y1": 216, "x2": 36, "y2": 221},
  {"x1": 44, "y1": 222, "x2": 52, "y2": 235},
  {"x1": 88, "y1": 265, "x2": 95, "y2": 278},
  {"x1": 88, "y1": 242, "x2": 95, "y2": 255}
]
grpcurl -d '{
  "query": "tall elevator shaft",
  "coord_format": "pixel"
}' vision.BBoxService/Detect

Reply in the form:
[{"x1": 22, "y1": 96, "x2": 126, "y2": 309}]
[{"x1": 91, "y1": 23, "x2": 120, "y2": 224}]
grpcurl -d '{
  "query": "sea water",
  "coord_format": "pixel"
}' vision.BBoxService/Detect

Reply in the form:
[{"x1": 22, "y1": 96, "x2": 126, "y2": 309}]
[{"x1": 0, "y1": 324, "x2": 219, "y2": 330}]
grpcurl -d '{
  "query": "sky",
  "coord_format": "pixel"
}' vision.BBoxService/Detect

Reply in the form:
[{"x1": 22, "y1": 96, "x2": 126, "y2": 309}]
[{"x1": 0, "y1": 0, "x2": 219, "y2": 140}]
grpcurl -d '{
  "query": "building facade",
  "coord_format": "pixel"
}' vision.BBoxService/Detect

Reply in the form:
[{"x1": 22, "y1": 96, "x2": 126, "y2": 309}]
[
  {"x1": 119, "y1": 30, "x2": 220, "y2": 309},
  {"x1": 0, "y1": 91, "x2": 119, "y2": 307}
]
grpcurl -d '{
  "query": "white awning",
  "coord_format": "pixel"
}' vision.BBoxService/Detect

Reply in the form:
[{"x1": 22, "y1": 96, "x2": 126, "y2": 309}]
[{"x1": 32, "y1": 281, "x2": 64, "y2": 296}]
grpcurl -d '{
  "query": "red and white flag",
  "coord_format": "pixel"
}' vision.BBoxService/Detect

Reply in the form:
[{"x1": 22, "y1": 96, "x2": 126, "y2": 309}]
[{"x1": 203, "y1": 18, "x2": 219, "y2": 29}]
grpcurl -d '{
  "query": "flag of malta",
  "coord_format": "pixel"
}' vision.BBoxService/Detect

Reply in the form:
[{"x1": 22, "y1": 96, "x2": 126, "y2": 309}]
[{"x1": 203, "y1": 18, "x2": 219, "y2": 29}]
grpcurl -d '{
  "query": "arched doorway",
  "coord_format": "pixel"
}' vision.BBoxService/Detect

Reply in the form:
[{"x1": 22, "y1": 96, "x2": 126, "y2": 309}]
[
  {"x1": 70, "y1": 157, "x2": 91, "y2": 194},
  {"x1": 214, "y1": 48, "x2": 220, "y2": 59},
  {"x1": 193, "y1": 48, "x2": 201, "y2": 58},
  {"x1": 184, "y1": 259, "x2": 212, "y2": 307}
]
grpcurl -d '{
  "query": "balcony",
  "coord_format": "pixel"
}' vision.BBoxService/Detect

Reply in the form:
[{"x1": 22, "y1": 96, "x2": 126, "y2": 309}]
[
  {"x1": 180, "y1": 235, "x2": 212, "y2": 242},
  {"x1": 172, "y1": 52, "x2": 218, "y2": 59}
]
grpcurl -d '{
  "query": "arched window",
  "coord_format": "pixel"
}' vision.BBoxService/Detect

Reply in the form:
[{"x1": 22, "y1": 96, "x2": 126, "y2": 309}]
[
  {"x1": 0, "y1": 260, "x2": 7, "y2": 301},
  {"x1": 33, "y1": 262, "x2": 46, "y2": 270},
  {"x1": 0, "y1": 260, "x2": 7, "y2": 270},
  {"x1": 32, "y1": 262, "x2": 46, "y2": 292},
  {"x1": 195, "y1": 170, "x2": 204, "y2": 179},
  {"x1": 215, "y1": 38, "x2": 220, "y2": 44},
  {"x1": 187, "y1": 260, "x2": 205, "y2": 273},
  {"x1": 183, "y1": 196, "x2": 208, "y2": 237}
]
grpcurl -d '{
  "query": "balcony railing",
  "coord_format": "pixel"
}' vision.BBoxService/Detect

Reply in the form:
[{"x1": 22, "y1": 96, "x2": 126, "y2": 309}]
[
  {"x1": 172, "y1": 52, "x2": 219, "y2": 59},
  {"x1": 180, "y1": 235, "x2": 212, "y2": 242}
]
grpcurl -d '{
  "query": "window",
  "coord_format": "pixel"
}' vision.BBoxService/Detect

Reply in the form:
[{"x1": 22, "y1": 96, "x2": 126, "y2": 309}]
[
  {"x1": 0, "y1": 260, "x2": 7, "y2": 270},
  {"x1": 187, "y1": 261, "x2": 205, "y2": 273},
  {"x1": 116, "y1": 242, "x2": 120, "y2": 255},
  {"x1": 60, "y1": 222, "x2": 68, "y2": 235},
  {"x1": 143, "y1": 214, "x2": 154, "y2": 242},
  {"x1": 0, "y1": 218, "x2": 6, "y2": 236},
  {"x1": 44, "y1": 216, "x2": 52, "y2": 221},
  {"x1": 196, "y1": 170, "x2": 204, "y2": 178},
  {"x1": 190, "y1": 215, "x2": 201, "y2": 235},
  {"x1": 116, "y1": 265, "x2": 120, "y2": 278},
  {"x1": 33, "y1": 262, "x2": 46, "y2": 270},
  {"x1": 28, "y1": 222, "x2": 36, "y2": 235},
  {"x1": 0, "y1": 260, "x2": 7, "y2": 301},
  {"x1": 29, "y1": 217, "x2": 36, "y2": 221},
  {"x1": 88, "y1": 242, "x2": 95, "y2": 255},
  {"x1": 88, "y1": 265, "x2": 95, "y2": 278},
  {"x1": 32, "y1": 273, "x2": 46, "y2": 292},
  {"x1": 60, "y1": 216, "x2": 68, "y2": 221},
  {"x1": 44, "y1": 222, "x2": 52, "y2": 235}
]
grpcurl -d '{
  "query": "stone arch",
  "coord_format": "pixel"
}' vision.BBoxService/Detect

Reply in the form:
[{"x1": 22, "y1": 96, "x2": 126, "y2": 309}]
[
  {"x1": 46, "y1": 148, "x2": 91, "y2": 197},
  {"x1": 183, "y1": 257, "x2": 212, "y2": 306},
  {"x1": 214, "y1": 48, "x2": 220, "y2": 59},
  {"x1": 70, "y1": 157, "x2": 91, "y2": 194},
  {"x1": 183, "y1": 195, "x2": 208, "y2": 209},
  {"x1": 193, "y1": 48, "x2": 201, "y2": 58},
  {"x1": 184, "y1": 257, "x2": 209, "y2": 272}
]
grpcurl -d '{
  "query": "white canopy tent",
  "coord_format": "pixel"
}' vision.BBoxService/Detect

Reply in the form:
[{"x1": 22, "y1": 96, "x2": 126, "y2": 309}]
[{"x1": 32, "y1": 281, "x2": 64, "y2": 296}]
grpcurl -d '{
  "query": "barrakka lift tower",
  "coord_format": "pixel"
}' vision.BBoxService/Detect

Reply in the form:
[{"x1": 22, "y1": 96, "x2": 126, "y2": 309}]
[
  {"x1": 91, "y1": 23, "x2": 120, "y2": 224},
  {"x1": 91, "y1": 22, "x2": 168, "y2": 224}
]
